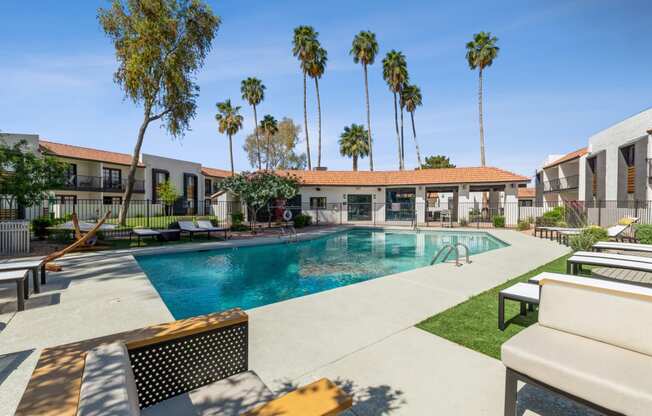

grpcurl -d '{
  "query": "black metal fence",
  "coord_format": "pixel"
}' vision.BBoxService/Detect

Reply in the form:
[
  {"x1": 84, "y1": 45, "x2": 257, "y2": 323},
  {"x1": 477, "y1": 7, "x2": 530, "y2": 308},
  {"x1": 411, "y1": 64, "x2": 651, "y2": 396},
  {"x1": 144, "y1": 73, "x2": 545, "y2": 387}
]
[{"x1": 4, "y1": 198, "x2": 652, "y2": 240}]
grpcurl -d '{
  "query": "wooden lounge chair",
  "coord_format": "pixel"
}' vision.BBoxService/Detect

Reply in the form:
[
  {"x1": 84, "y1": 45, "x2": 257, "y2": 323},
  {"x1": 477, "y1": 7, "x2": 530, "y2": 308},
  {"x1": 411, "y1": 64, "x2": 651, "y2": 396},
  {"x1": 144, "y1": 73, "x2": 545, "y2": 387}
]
[
  {"x1": 16, "y1": 308, "x2": 352, "y2": 416},
  {"x1": 178, "y1": 220, "x2": 210, "y2": 240},
  {"x1": 503, "y1": 274, "x2": 652, "y2": 416},
  {"x1": 196, "y1": 219, "x2": 229, "y2": 239}
]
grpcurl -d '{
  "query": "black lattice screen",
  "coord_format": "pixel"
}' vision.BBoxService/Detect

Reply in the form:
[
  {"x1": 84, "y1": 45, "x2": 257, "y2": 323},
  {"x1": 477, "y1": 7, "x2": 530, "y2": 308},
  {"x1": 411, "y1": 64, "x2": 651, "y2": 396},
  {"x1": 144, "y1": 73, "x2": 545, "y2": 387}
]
[{"x1": 128, "y1": 321, "x2": 248, "y2": 408}]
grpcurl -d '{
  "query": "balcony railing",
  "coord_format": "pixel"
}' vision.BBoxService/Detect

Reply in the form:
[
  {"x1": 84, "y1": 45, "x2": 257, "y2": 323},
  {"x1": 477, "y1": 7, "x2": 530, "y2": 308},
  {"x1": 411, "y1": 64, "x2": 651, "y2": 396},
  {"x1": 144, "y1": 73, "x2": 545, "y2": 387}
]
[
  {"x1": 543, "y1": 175, "x2": 579, "y2": 193},
  {"x1": 59, "y1": 175, "x2": 144, "y2": 193}
]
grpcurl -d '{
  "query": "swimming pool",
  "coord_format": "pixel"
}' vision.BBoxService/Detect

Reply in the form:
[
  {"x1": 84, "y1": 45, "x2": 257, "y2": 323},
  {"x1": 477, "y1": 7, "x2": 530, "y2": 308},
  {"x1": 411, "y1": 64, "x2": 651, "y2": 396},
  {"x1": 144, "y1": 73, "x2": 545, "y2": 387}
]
[{"x1": 136, "y1": 228, "x2": 508, "y2": 319}]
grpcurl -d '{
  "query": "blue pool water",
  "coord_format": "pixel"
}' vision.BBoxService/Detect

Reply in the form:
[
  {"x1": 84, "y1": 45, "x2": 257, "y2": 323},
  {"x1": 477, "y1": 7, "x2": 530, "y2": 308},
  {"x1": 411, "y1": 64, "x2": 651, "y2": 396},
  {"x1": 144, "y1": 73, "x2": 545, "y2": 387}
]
[{"x1": 136, "y1": 228, "x2": 507, "y2": 319}]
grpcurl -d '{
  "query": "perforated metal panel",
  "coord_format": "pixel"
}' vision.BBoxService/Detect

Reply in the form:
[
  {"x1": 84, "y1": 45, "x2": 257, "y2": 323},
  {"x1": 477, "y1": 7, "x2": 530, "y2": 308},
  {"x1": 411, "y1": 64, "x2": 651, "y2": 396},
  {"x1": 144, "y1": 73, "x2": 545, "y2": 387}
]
[{"x1": 128, "y1": 321, "x2": 248, "y2": 409}]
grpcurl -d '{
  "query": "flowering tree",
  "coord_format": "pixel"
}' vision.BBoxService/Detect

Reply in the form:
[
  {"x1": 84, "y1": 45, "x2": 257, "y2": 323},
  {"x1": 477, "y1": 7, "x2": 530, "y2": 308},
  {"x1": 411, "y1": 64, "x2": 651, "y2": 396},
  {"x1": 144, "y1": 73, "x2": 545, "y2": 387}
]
[{"x1": 218, "y1": 171, "x2": 299, "y2": 231}]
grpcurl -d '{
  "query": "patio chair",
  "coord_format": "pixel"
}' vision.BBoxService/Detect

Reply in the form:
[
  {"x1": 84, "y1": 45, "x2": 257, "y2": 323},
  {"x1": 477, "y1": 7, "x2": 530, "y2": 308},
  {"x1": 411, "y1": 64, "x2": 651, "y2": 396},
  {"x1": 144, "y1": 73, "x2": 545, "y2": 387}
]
[
  {"x1": 131, "y1": 229, "x2": 161, "y2": 246},
  {"x1": 196, "y1": 219, "x2": 229, "y2": 240},
  {"x1": 177, "y1": 220, "x2": 210, "y2": 240},
  {"x1": 553, "y1": 217, "x2": 639, "y2": 245},
  {"x1": 502, "y1": 274, "x2": 652, "y2": 415},
  {"x1": 593, "y1": 241, "x2": 652, "y2": 254},
  {"x1": 15, "y1": 308, "x2": 352, "y2": 416},
  {"x1": 567, "y1": 252, "x2": 652, "y2": 277}
]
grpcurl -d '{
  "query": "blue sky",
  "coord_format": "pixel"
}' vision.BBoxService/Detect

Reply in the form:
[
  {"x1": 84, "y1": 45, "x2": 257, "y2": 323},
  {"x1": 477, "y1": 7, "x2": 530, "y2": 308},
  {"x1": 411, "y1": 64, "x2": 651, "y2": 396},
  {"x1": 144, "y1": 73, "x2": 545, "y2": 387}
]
[{"x1": 1, "y1": 0, "x2": 651, "y2": 178}]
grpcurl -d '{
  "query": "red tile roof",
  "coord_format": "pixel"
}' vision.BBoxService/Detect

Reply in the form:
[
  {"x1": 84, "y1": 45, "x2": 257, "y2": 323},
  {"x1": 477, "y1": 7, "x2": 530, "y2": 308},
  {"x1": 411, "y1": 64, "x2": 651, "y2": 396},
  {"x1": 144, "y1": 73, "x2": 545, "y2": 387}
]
[
  {"x1": 201, "y1": 167, "x2": 232, "y2": 178},
  {"x1": 39, "y1": 140, "x2": 143, "y2": 167},
  {"x1": 276, "y1": 167, "x2": 529, "y2": 186},
  {"x1": 518, "y1": 188, "x2": 535, "y2": 199},
  {"x1": 543, "y1": 147, "x2": 588, "y2": 169}
]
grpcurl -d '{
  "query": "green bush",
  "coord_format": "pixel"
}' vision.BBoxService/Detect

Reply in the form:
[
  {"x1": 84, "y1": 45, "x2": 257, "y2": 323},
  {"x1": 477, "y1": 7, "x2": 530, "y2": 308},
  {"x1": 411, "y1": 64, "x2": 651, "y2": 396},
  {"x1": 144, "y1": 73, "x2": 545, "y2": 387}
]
[
  {"x1": 293, "y1": 213, "x2": 312, "y2": 228},
  {"x1": 635, "y1": 224, "x2": 652, "y2": 244},
  {"x1": 31, "y1": 216, "x2": 54, "y2": 240},
  {"x1": 231, "y1": 212, "x2": 244, "y2": 226},
  {"x1": 517, "y1": 220, "x2": 530, "y2": 231},
  {"x1": 536, "y1": 206, "x2": 566, "y2": 227},
  {"x1": 569, "y1": 226, "x2": 609, "y2": 251},
  {"x1": 492, "y1": 215, "x2": 505, "y2": 228},
  {"x1": 459, "y1": 218, "x2": 469, "y2": 227}
]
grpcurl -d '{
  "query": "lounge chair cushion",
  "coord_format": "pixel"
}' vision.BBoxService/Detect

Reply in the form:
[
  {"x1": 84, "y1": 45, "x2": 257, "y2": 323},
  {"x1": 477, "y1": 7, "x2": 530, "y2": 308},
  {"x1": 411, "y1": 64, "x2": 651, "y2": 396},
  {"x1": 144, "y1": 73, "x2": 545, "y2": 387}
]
[
  {"x1": 141, "y1": 371, "x2": 274, "y2": 416},
  {"x1": 502, "y1": 324, "x2": 652, "y2": 416},
  {"x1": 538, "y1": 277, "x2": 652, "y2": 356},
  {"x1": 77, "y1": 342, "x2": 140, "y2": 416}
]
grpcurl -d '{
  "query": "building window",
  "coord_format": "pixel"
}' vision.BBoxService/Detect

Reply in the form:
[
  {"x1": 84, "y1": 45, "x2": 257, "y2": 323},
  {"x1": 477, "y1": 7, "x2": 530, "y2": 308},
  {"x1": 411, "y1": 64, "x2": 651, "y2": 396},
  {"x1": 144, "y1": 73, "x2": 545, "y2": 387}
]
[
  {"x1": 103, "y1": 196, "x2": 122, "y2": 205},
  {"x1": 205, "y1": 178, "x2": 212, "y2": 196},
  {"x1": 621, "y1": 145, "x2": 635, "y2": 194},
  {"x1": 152, "y1": 169, "x2": 170, "y2": 203},
  {"x1": 183, "y1": 173, "x2": 198, "y2": 214},
  {"x1": 519, "y1": 200, "x2": 533, "y2": 207},
  {"x1": 56, "y1": 195, "x2": 77, "y2": 204},
  {"x1": 103, "y1": 168, "x2": 122, "y2": 190},
  {"x1": 310, "y1": 197, "x2": 326, "y2": 209},
  {"x1": 587, "y1": 157, "x2": 597, "y2": 197}
]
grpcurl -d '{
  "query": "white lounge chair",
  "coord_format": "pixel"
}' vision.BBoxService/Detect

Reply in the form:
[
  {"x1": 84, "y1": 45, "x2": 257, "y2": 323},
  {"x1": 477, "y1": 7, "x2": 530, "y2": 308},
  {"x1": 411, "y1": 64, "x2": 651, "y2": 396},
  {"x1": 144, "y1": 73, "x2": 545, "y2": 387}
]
[
  {"x1": 567, "y1": 252, "x2": 652, "y2": 276},
  {"x1": 196, "y1": 220, "x2": 229, "y2": 239},
  {"x1": 131, "y1": 228, "x2": 161, "y2": 246},
  {"x1": 554, "y1": 217, "x2": 639, "y2": 245},
  {"x1": 503, "y1": 274, "x2": 652, "y2": 415},
  {"x1": 593, "y1": 241, "x2": 652, "y2": 254},
  {"x1": 177, "y1": 220, "x2": 209, "y2": 240}
]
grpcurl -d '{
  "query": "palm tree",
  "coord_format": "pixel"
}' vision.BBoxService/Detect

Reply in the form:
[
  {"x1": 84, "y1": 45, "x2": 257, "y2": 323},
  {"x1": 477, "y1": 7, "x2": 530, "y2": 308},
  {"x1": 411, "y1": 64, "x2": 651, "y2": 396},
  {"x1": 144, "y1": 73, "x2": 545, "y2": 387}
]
[
  {"x1": 259, "y1": 115, "x2": 278, "y2": 170},
  {"x1": 350, "y1": 31, "x2": 378, "y2": 171},
  {"x1": 382, "y1": 50, "x2": 408, "y2": 170},
  {"x1": 215, "y1": 99, "x2": 243, "y2": 175},
  {"x1": 401, "y1": 84, "x2": 423, "y2": 167},
  {"x1": 240, "y1": 77, "x2": 266, "y2": 170},
  {"x1": 305, "y1": 45, "x2": 327, "y2": 168},
  {"x1": 292, "y1": 25, "x2": 318, "y2": 170},
  {"x1": 339, "y1": 124, "x2": 369, "y2": 171},
  {"x1": 465, "y1": 31, "x2": 499, "y2": 166}
]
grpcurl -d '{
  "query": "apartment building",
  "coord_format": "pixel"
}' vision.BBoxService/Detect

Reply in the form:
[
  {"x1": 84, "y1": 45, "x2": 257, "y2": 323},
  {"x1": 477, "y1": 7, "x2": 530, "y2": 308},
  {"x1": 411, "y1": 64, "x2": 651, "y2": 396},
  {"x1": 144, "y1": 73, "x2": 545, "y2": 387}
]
[
  {"x1": 0, "y1": 133, "x2": 232, "y2": 216},
  {"x1": 535, "y1": 108, "x2": 652, "y2": 205}
]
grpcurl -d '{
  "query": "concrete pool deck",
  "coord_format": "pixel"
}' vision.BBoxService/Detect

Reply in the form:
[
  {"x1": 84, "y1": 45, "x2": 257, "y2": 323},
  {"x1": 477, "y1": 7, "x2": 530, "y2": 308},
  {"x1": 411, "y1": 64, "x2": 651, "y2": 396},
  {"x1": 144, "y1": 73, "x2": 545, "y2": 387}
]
[{"x1": 0, "y1": 227, "x2": 574, "y2": 415}]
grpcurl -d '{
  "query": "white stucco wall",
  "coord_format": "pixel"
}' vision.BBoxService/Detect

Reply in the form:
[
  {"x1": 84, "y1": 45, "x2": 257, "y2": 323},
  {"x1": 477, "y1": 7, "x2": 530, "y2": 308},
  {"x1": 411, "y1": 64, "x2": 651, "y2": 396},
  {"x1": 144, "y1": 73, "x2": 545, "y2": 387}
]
[{"x1": 142, "y1": 154, "x2": 205, "y2": 201}]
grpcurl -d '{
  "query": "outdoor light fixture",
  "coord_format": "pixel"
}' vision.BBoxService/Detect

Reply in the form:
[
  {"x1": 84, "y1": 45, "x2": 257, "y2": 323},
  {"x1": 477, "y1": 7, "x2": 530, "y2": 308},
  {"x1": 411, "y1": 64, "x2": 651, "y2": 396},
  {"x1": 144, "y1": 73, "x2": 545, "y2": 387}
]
[
  {"x1": 316, "y1": 187, "x2": 321, "y2": 191},
  {"x1": 377, "y1": 188, "x2": 382, "y2": 192}
]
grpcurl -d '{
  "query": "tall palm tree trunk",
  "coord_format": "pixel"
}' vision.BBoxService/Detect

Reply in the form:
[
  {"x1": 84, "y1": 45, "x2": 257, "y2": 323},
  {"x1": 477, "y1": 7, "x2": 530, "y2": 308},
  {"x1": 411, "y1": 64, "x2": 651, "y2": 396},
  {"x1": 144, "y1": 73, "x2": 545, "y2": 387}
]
[
  {"x1": 228, "y1": 134, "x2": 234, "y2": 175},
  {"x1": 253, "y1": 105, "x2": 261, "y2": 170},
  {"x1": 265, "y1": 133, "x2": 272, "y2": 170},
  {"x1": 410, "y1": 111, "x2": 423, "y2": 168},
  {"x1": 478, "y1": 68, "x2": 486, "y2": 167},
  {"x1": 353, "y1": 155, "x2": 358, "y2": 171},
  {"x1": 119, "y1": 109, "x2": 151, "y2": 225},
  {"x1": 400, "y1": 104, "x2": 405, "y2": 168},
  {"x1": 314, "y1": 77, "x2": 322, "y2": 168},
  {"x1": 393, "y1": 92, "x2": 403, "y2": 170},
  {"x1": 364, "y1": 64, "x2": 373, "y2": 171},
  {"x1": 303, "y1": 72, "x2": 312, "y2": 170}
]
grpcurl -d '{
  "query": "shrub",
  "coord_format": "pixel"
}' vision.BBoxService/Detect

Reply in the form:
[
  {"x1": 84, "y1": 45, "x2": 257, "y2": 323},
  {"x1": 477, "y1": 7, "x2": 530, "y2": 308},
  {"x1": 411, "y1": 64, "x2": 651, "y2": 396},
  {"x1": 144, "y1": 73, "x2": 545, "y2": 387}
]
[
  {"x1": 231, "y1": 212, "x2": 244, "y2": 226},
  {"x1": 517, "y1": 220, "x2": 530, "y2": 231},
  {"x1": 459, "y1": 218, "x2": 469, "y2": 227},
  {"x1": 293, "y1": 213, "x2": 312, "y2": 228},
  {"x1": 31, "y1": 216, "x2": 54, "y2": 240},
  {"x1": 536, "y1": 206, "x2": 566, "y2": 227},
  {"x1": 569, "y1": 226, "x2": 609, "y2": 251},
  {"x1": 635, "y1": 224, "x2": 652, "y2": 244},
  {"x1": 492, "y1": 215, "x2": 505, "y2": 228}
]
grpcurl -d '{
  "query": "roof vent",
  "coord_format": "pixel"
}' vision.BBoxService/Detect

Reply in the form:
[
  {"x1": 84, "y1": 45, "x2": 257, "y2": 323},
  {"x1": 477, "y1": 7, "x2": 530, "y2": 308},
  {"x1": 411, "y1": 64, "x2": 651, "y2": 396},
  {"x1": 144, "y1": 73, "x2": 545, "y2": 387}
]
[{"x1": 314, "y1": 166, "x2": 328, "y2": 171}]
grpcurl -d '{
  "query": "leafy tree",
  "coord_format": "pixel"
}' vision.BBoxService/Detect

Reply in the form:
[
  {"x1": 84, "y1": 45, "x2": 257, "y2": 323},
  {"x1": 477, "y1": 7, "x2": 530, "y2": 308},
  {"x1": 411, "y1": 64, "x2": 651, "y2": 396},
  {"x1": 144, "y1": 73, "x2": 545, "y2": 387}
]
[
  {"x1": 421, "y1": 155, "x2": 456, "y2": 169},
  {"x1": 350, "y1": 31, "x2": 378, "y2": 171},
  {"x1": 466, "y1": 31, "x2": 499, "y2": 166},
  {"x1": 98, "y1": 0, "x2": 220, "y2": 225},
  {"x1": 156, "y1": 179, "x2": 178, "y2": 214},
  {"x1": 339, "y1": 124, "x2": 369, "y2": 171},
  {"x1": 401, "y1": 84, "x2": 423, "y2": 167},
  {"x1": 243, "y1": 118, "x2": 306, "y2": 169},
  {"x1": 215, "y1": 99, "x2": 244, "y2": 175},
  {"x1": 0, "y1": 140, "x2": 67, "y2": 212},
  {"x1": 292, "y1": 25, "x2": 318, "y2": 170},
  {"x1": 382, "y1": 50, "x2": 408, "y2": 170},
  {"x1": 218, "y1": 171, "x2": 299, "y2": 231},
  {"x1": 305, "y1": 44, "x2": 327, "y2": 168},
  {"x1": 241, "y1": 77, "x2": 265, "y2": 169},
  {"x1": 260, "y1": 115, "x2": 279, "y2": 170}
]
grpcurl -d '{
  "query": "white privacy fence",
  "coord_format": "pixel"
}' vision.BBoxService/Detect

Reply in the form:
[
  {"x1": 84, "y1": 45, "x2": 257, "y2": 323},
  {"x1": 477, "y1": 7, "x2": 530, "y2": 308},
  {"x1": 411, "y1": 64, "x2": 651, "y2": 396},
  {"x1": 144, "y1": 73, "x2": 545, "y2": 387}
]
[{"x1": 0, "y1": 221, "x2": 30, "y2": 255}]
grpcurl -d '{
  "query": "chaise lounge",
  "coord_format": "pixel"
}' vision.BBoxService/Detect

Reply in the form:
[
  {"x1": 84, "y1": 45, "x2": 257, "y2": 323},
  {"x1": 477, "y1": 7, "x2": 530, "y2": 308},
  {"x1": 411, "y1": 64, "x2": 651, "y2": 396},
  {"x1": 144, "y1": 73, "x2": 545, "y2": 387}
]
[
  {"x1": 196, "y1": 219, "x2": 229, "y2": 240},
  {"x1": 502, "y1": 274, "x2": 652, "y2": 415},
  {"x1": 16, "y1": 308, "x2": 352, "y2": 416}
]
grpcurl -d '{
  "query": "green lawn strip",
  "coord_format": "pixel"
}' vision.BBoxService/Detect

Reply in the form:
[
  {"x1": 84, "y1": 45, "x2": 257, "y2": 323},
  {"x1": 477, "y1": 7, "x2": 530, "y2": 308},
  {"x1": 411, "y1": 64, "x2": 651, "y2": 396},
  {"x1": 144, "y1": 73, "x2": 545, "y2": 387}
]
[{"x1": 416, "y1": 254, "x2": 579, "y2": 360}]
